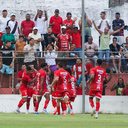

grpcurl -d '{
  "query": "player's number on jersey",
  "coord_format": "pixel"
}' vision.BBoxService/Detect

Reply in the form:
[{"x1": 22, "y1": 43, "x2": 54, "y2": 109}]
[{"x1": 97, "y1": 74, "x2": 101, "y2": 83}]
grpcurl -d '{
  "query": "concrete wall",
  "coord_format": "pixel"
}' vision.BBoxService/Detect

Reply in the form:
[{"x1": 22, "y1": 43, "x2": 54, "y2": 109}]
[
  {"x1": 0, "y1": 95, "x2": 128, "y2": 114},
  {"x1": 0, "y1": 0, "x2": 108, "y2": 24}
]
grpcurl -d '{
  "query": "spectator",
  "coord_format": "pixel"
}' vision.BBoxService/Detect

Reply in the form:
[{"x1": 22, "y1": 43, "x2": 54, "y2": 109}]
[
  {"x1": 121, "y1": 36, "x2": 128, "y2": 72},
  {"x1": 85, "y1": 36, "x2": 98, "y2": 62},
  {"x1": 63, "y1": 12, "x2": 77, "y2": 35},
  {"x1": 23, "y1": 38, "x2": 37, "y2": 68},
  {"x1": 49, "y1": 9, "x2": 63, "y2": 36},
  {"x1": 109, "y1": 37, "x2": 122, "y2": 73},
  {"x1": 34, "y1": 10, "x2": 48, "y2": 35},
  {"x1": 2, "y1": 26, "x2": 15, "y2": 48},
  {"x1": 71, "y1": 25, "x2": 82, "y2": 57},
  {"x1": 79, "y1": 13, "x2": 92, "y2": 42},
  {"x1": 21, "y1": 14, "x2": 35, "y2": 38},
  {"x1": 43, "y1": 27, "x2": 57, "y2": 50},
  {"x1": 72, "y1": 58, "x2": 82, "y2": 80},
  {"x1": 67, "y1": 44, "x2": 78, "y2": 69},
  {"x1": 15, "y1": 35, "x2": 26, "y2": 70},
  {"x1": 44, "y1": 44, "x2": 58, "y2": 72},
  {"x1": 0, "y1": 41, "x2": 15, "y2": 88},
  {"x1": 122, "y1": 82, "x2": 128, "y2": 96},
  {"x1": 93, "y1": 20, "x2": 124, "y2": 65},
  {"x1": 111, "y1": 77, "x2": 125, "y2": 95},
  {"x1": 97, "y1": 11, "x2": 110, "y2": 32},
  {"x1": 0, "y1": 10, "x2": 9, "y2": 33},
  {"x1": 28, "y1": 27, "x2": 42, "y2": 57},
  {"x1": 112, "y1": 12, "x2": 125, "y2": 45},
  {"x1": 0, "y1": 32, "x2": 3, "y2": 49},
  {"x1": 57, "y1": 26, "x2": 71, "y2": 57},
  {"x1": 7, "y1": 14, "x2": 20, "y2": 39}
]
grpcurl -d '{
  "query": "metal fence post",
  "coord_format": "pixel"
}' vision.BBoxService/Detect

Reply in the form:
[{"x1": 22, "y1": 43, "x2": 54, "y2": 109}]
[{"x1": 82, "y1": 0, "x2": 86, "y2": 114}]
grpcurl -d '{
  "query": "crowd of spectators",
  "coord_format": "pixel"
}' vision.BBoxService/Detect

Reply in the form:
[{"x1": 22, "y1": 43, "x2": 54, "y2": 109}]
[{"x1": 0, "y1": 9, "x2": 128, "y2": 95}]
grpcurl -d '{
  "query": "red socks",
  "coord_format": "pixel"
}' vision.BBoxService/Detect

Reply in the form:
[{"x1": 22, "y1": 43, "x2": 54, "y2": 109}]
[
  {"x1": 57, "y1": 105, "x2": 60, "y2": 115},
  {"x1": 35, "y1": 101, "x2": 39, "y2": 112},
  {"x1": 18, "y1": 99, "x2": 26, "y2": 108},
  {"x1": 33, "y1": 98, "x2": 36, "y2": 108},
  {"x1": 43, "y1": 99, "x2": 50, "y2": 109},
  {"x1": 61, "y1": 102, "x2": 67, "y2": 111},
  {"x1": 52, "y1": 99, "x2": 57, "y2": 108},
  {"x1": 69, "y1": 102, "x2": 73, "y2": 110},
  {"x1": 89, "y1": 98, "x2": 94, "y2": 108},
  {"x1": 96, "y1": 101, "x2": 100, "y2": 112},
  {"x1": 26, "y1": 98, "x2": 31, "y2": 110}
]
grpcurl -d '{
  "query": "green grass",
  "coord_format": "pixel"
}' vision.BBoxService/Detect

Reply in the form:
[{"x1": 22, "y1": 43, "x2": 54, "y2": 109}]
[{"x1": 0, "y1": 113, "x2": 128, "y2": 128}]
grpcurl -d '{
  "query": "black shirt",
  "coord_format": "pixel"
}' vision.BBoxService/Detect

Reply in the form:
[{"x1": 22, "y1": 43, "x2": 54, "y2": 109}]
[
  {"x1": 109, "y1": 43, "x2": 120, "y2": 56},
  {"x1": 44, "y1": 33, "x2": 55, "y2": 47},
  {"x1": 112, "y1": 19, "x2": 124, "y2": 36},
  {"x1": 2, "y1": 47, "x2": 14, "y2": 66}
]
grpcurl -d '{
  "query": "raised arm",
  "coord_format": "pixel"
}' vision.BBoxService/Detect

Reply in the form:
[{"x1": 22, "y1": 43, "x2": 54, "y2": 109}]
[
  {"x1": 110, "y1": 26, "x2": 124, "y2": 35},
  {"x1": 92, "y1": 21, "x2": 103, "y2": 35}
]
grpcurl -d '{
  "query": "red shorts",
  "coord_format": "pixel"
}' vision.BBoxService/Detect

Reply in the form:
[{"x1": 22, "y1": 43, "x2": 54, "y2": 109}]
[
  {"x1": 27, "y1": 87, "x2": 35, "y2": 98},
  {"x1": 89, "y1": 90, "x2": 102, "y2": 99},
  {"x1": 69, "y1": 90, "x2": 76, "y2": 98},
  {"x1": 34, "y1": 90, "x2": 42, "y2": 97},
  {"x1": 52, "y1": 91, "x2": 70, "y2": 100},
  {"x1": 70, "y1": 97, "x2": 76, "y2": 102},
  {"x1": 19, "y1": 85, "x2": 28, "y2": 97},
  {"x1": 33, "y1": 84, "x2": 43, "y2": 97},
  {"x1": 42, "y1": 88, "x2": 50, "y2": 96}
]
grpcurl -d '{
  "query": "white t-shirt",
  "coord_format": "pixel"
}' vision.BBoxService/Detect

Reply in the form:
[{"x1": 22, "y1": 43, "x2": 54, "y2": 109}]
[
  {"x1": 35, "y1": 17, "x2": 48, "y2": 34},
  {"x1": 98, "y1": 19, "x2": 110, "y2": 32},
  {"x1": 28, "y1": 32, "x2": 42, "y2": 50},
  {"x1": 44, "y1": 50, "x2": 57, "y2": 65},
  {"x1": 24, "y1": 44, "x2": 36, "y2": 63},
  {"x1": 0, "y1": 16, "x2": 10, "y2": 33},
  {"x1": 7, "y1": 20, "x2": 19, "y2": 36}
]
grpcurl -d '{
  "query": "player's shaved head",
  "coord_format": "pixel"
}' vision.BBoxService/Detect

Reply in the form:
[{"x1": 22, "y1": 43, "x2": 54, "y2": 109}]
[
  {"x1": 41, "y1": 63, "x2": 48, "y2": 68},
  {"x1": 97, "y1": 59, "x2": 103, "y2": 66},
  {"x1": 26, "y1": 66, "x2": 32, "y2": 71},
  {"x1": 57, "y1": 62, "x2": 63, "y2": 68}
]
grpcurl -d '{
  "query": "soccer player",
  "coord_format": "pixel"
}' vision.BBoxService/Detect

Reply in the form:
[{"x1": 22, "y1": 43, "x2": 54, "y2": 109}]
[
  {"x1": 87, "y1": 59, "x2": 111, "y2": 119},
  {"x1": 65, "y1": 68, "x2": 77, "y2": 115},
  {"x1": 51, "y1": 62, "x2": 71, "y2": 115},
  {"x1": 16, "y1": 65, "x2": 26, "y2": 90},
  {"x1": 39, "y1": 63, "x2": 51, "y2": 114},
  {"x1": 33, "y1": 63, "x2": 50, "y2": 114},
  {"x1": 26, "y1": 65, "x2": 37, "y2": 114},
  {"x1": 16, "y1": 66, "x2": 34, "y2": 113}
]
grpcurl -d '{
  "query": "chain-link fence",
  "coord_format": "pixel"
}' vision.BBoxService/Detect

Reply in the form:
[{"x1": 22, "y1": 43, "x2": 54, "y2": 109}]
[{"x1": 0, "y1": 50, "x2": 128, "y2": 96}]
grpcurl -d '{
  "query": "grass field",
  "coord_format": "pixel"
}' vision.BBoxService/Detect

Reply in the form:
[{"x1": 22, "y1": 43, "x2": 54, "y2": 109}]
[{"x1": 0, "y1": 113, "x2": 128, "y2": 128}]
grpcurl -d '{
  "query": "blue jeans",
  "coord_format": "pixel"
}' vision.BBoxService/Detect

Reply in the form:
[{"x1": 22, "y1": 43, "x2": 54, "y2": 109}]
[
  {"x1": 0, "y1": 64, "x2": 13, "y2": 75},
  {"x1": 98, "y1": 49, "x2": 110, "y2": 62},
  {"x1": 75, "y1": 48, "x2": 82, "y2": 58}
]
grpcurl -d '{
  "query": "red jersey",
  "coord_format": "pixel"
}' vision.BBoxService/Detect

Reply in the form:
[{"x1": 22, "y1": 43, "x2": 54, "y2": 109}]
[
  {"x1": 54, "y1": 68, "x2": 71, "y2": 92},
  {"x1": 21, "y1": 20, "x2": 35, "y2": 37},
  {"x1": 38, "y1": 69, "x2": 47, "y2": 89},
  {"x1": 71, "y1": 31, "x2": 81, "y2": 48},
  {"x1": 68, "y1": 76, "x2": 76, "y2": 93},
  {"x1": 57, "y1": 33, "x2": 71, "y2": 51},
  {"x1": 72, "y1": 64, "x2": 82, "y2": 80},
  {"x1": 21, "y1": 71, "x2": 31, "y2": 87},
  {"x1": 49, "y1": 15, "x2": 63, "y2": 35},
  {"x1": 90, "y1": 66, "x2": 107, "y2": 91},
  {"x1": 63, "y1": 19, "x2": 74, "y2": 34},
  {"x1": 17, "y1": 70, "x2": 24, "y2": 80},
  {"x1": 86, "y1": 62, "x2": 93, "y2": 75},
  {"x1": 122, "y1": 88, "x2": 128, "y2": 95}
]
